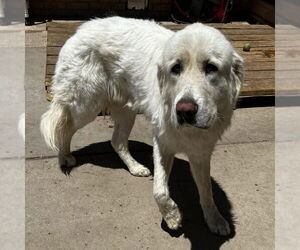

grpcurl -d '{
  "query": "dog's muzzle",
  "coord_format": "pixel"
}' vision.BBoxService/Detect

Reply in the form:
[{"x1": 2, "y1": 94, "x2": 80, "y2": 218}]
[
  {"x1": 176, "y1": 98, "x2": 214, "y2": 129},
  {"x1": 176, "y1": 98, "x2": 198, "y2": 126}
]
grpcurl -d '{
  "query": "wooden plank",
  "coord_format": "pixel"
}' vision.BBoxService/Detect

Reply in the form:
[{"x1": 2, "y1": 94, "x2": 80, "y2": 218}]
[
  {"x1": 276, "y1": 40, "x2": 300, "y2": 47},
  {"x1": 242, "y1": 79, "x2": 274, "y2": 96},
  {"x1": 245, "y1": 61, "x2": 274, "y2": 71},
  {"x1": 47, "y1": 32, "x2": 73, "y2": 47},
  {"x1": 242, "y1": 53, "x2": 274, "y2": 60},
  {"x1": 242, "y1": 47, "x2": 274, "y2": 53},
  {"x1": 47, "y1": 46, "x2": 61, "y2": 55},
  {"x1": 226, "y1": 34, "x2": 274, "y2": 41},
  {"x1": 276, "y1": 35, "x2": 300, "y2": 41},
  {"x1": 220, "y1": 29, "x2": 274, "y2": 35},
  {"x1": 46, "y1": 65, "x2": 56, "y2": 75},
  {"x1": 276, "y1": 61, "x2": 300, "y2": 71},
  {"x1": 244, "y1": 70, "x2": 274, "y2": 79},
  {"x1": 231, "y1": 41, "x2": 274, "y2": 48},
  {"x1": 276, "y1": 71, "x2": 300, "y2": 79},
  {"x1": 47, "y1": 55, "x2": 58, "y2": 65},
  {"x1": 277, "y1": 78, "x2": 300, "y2": 95}
]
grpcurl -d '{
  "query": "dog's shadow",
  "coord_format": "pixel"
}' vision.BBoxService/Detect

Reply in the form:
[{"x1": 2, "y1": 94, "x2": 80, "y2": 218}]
[{"x1": 65, "y1": 140, "x2": 235, "y2": 250}]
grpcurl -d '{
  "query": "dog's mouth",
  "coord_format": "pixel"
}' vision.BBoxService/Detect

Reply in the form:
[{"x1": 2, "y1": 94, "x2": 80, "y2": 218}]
[
  {"x1": 177, "y1": 116, "x2": 210, "y2": 129},
  {"x1": 176, "y1": 112, "x2": 214, "y2": 130},
  {"x1": 179, "y1": 121, "x2": 210, "y2": 129}
]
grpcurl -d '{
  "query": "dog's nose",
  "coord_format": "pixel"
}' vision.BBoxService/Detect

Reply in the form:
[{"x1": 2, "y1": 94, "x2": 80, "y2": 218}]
[{"x1": 176, "y1": 99, "x2": 198, "y2": 124}]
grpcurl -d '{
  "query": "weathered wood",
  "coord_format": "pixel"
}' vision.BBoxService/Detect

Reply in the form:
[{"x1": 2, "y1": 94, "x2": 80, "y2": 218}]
[
  {"x1": 277, "y1": 78, "x2": 300, "y2": 95},
  {"x1": 47, "y1": 47, "x2": 61, "y2": 55},
  {"x1": 46, "y1": 65, "x2": 56, "y2": 75},
  {"x1": 276, "y1": 70, "x2": 300, "y2": 79},
  {"x1": 245, "y1": 61, "x2": 274, "y2": 71},
  {"x1": 245, "y1": 70, "x2": 274, "y2": 79},
  {"x1": 242, "y1": 79, "x2": 274, "y2": 96}
]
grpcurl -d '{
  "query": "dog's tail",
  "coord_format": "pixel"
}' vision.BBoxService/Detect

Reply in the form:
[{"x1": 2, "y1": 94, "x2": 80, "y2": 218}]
[{"x1": 40, "y1": 102, "x2": 73, "y2": 151}]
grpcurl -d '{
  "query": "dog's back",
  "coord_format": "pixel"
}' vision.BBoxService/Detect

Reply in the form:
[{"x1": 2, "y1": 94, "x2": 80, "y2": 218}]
[
  {"x1": 52, "y1": 17, "x2": 172, "y2": 111},
  {"x1": 41, "y1": 17, "x2": 172, "y2": 162}
]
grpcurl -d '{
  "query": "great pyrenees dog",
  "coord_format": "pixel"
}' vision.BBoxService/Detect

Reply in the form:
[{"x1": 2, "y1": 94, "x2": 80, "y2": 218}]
[{"x1": 41, "y1": 17, "x2": 243, "y2": 235}]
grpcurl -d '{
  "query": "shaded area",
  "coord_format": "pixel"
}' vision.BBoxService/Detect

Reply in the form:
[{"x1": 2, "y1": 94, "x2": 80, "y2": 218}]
[
  {"x1": 64, "y1": 140, "x2": 235, "y2": 249},
  {"x1": 168, "y1": 160, "x2": 236, "y2": 250}
]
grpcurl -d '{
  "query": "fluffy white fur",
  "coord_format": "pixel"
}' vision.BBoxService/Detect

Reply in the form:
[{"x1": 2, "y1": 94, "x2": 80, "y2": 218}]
[{"x1": 41, "y1": 17, "x2": 243, "y2": 235}]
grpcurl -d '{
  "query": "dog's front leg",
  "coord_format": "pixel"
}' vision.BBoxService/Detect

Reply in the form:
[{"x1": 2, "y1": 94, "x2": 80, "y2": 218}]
[
  {"x1": 153, "y1": 137, "x2": 182, "y2": 230},
  {"x1": 189, "y1": 155, "x2": 230, "y2": 236}
]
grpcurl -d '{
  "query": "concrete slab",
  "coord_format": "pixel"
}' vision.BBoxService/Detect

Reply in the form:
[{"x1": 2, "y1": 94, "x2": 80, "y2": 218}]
[
  {"x1": 25, "y1": 47, "x2": 49, "y2": 158},
  {"x1": 26, "y1": 141, "x2": 274, "y2": 250},
  {"x1": 276, "y1": 140, "x2": 300, "y2": 249},
  {"x1": 0, "y1": 159, "x2": 25, "y2": 250},
  {"x1": 0, "y1": 47, "x2": 24, "y2": 159},
  {"x1": 276, "y1": 106, "x2": 300, "y2": 142}
]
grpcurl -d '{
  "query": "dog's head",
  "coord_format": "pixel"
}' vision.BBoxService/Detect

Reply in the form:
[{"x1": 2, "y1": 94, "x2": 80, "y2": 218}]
[{"x1": 158, "y1": 23, "x2": 244, "y2": 130}]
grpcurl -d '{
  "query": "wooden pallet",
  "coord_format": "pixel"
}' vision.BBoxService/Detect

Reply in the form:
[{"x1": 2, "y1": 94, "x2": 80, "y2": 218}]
[{"x1": 45, "y1": 21, "x2": 275, "y2": 101}]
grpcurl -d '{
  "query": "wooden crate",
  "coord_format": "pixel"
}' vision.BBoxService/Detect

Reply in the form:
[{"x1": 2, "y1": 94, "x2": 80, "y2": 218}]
[{"x1": 45, "y1": 21, "x2": 275, "y2": 101}]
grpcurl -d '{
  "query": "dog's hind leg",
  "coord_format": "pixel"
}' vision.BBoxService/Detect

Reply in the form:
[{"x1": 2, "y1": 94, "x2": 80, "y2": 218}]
[
  {"x1": 41, "y1": 102, "x2": 77, "y2": 168},
  {"x1": 110, "y1": 106, "x2": 151, "y2": 177},
  {"x1": 41, "y1": 101, "x2": 100, "y2": 169}
]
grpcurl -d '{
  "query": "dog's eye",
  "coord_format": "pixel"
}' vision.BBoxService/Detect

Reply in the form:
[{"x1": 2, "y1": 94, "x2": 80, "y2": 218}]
[
  {"x1": 204, "y1": 63, "x2": 218, "y2": 74},
  {"x1": 171, "y1": 63, "x2": 182, "y2": 75}
]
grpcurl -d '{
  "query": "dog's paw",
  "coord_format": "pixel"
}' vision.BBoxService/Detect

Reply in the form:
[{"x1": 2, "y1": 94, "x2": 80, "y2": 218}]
[
  {"x1": 205, "y1": 211, "x2": 230, "y2": 236},
  {"x1": 163, "y1": 205, "x2": 182, "y2": 230},
  {"x1": 59, "y1": 154, "x2": 76, "y2": 167},
  {"x1": 129, "y1": 164, "x2": 151, "y2": 177}
]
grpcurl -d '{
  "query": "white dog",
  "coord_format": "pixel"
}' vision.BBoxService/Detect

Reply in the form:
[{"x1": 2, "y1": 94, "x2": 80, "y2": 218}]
[{"x1": 41, "y1": 17, "x2": 243, "y2": 235}]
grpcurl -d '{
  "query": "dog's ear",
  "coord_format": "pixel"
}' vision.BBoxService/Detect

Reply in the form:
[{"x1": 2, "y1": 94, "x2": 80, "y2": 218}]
[{"x1": 231, "y1": 51, "x2": 244, "y2": 107}]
